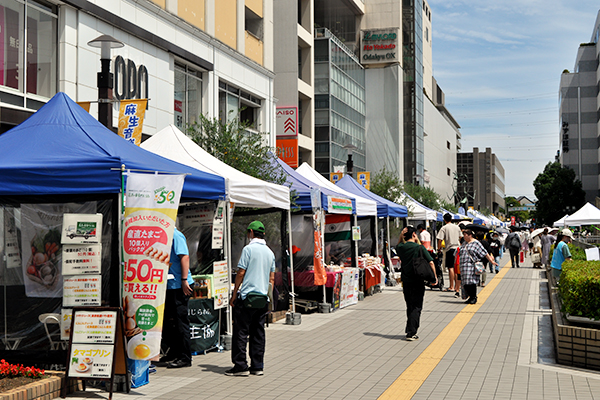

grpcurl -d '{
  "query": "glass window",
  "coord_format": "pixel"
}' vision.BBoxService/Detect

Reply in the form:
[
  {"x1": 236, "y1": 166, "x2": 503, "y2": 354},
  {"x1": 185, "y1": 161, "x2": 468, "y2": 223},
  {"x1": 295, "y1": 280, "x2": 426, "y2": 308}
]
[
  {"x1": 174, "y1": 63, "x2": 202, "y2": 129},
  {"x1": 218, "y1": 81, "x2": 261, "y2": 128}
]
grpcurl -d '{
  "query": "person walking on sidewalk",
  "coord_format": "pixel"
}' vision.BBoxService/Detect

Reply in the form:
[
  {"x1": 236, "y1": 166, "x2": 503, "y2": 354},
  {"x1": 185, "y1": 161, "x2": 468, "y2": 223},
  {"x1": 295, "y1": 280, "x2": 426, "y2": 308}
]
[
  {"x1": 489, "y1": 232, "x2": 501, "y2": 273},
  {"x1": 396, "y1": 226, "x2": 437, "y2": 341},
  {"x1": 459, "y1": 229, "x2": 498, "y2": 304},
  {"x1": 550, "y1": 228, "x2": 573, "y2": 283},
  {"x1": 161, "y1": 227, "x2": 193, "y2": 368},
  {"x1": 506, "y1": 227, "x2": 522, "y2": 268},
  {"x1": 226, "y1": 221, "x2": 275, "y2": 377},
  {"x1": 417, "y1": 224, "x2": 431, "y2": 250},
  {"x1": 437, "y1": 213, "x2": 462, "y2": 296},
  {"x1": 541, "y1": 228, "x2": 555, "y2": 267}
]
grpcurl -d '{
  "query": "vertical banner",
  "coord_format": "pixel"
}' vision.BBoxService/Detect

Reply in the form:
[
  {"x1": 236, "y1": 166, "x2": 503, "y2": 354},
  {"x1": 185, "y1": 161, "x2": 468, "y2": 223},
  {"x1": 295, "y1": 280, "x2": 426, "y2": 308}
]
[
  {"x1": 313, "y1": 209, "x2": 326, "y2": 286},
  {"x1": 118, "y1": 99, "x2": 147, "y2": 146},
  {"x1": 122, "y1": 172, "x2": 185, "y2": 360},
  {"x1": 356, "y1": 172, "x2": 370, "y2": 190},
  {"x1": 77, "y1": 102, "x2": 91, "y2": 113}
]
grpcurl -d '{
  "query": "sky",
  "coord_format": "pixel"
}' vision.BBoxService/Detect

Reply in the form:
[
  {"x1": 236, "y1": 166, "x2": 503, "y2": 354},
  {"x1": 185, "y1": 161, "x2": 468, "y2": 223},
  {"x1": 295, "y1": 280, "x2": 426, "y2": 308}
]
[{"x1": 427, "y1": 0, "x2": 600, "y2": 200}]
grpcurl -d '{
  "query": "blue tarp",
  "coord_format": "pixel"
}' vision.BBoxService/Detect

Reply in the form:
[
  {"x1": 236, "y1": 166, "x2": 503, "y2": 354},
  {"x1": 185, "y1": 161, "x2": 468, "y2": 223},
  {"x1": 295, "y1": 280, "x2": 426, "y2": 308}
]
[
  {"x1": 335, "y1": 175, "x2": 407, "y2": 218},
  {"x1": 273, "y1": 157, "x2": 354, "y2": 213},
  {"x1": 0, "y1": 92, "x2": 226, "y2": 200}
]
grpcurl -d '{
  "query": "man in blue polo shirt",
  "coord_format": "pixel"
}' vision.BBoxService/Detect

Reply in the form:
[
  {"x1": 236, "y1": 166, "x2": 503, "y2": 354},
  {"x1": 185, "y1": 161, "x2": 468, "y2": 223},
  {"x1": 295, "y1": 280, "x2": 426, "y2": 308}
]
[
  {"x1": 226, "y1": 221, "x2": 275, "y2": 377},
  {"x1": 160, "y1": 227, "x2": 193, "y2": 368}
]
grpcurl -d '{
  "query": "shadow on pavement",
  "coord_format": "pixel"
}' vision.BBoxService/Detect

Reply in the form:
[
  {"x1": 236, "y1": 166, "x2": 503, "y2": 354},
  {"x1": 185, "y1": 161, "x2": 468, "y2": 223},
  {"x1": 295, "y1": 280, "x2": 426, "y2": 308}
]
[
  {"x1": 196, "y1": 364, "x2": 230, "y2": 375},
  {"x1": 362, "y1": 332, "x2": 404, "y2": 340}
]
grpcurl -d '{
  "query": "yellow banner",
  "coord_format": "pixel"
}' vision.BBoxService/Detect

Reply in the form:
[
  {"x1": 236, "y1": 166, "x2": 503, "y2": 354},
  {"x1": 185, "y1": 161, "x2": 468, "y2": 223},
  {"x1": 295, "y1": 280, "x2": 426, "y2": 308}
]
[
  {"x1": 77, "y1": 102, "x2": 91, "y2": 113},
  {"x1": 118, "y1": 99, "x2": 147, "y2": 146},
  {"x1": 356, "y1": 171, "x2": 370, "y2": 190}
]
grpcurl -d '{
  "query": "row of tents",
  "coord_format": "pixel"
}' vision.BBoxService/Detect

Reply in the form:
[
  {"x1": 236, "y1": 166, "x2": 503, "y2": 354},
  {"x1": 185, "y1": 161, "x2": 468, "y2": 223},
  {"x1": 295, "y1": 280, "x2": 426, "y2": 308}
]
[{"x1": 553, "y1": 202, "x2": 600, "y2": 227}]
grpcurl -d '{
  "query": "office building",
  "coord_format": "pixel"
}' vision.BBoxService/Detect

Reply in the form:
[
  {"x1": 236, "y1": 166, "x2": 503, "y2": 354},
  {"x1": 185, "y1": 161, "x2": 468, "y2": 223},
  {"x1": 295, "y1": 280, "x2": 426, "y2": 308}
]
[{"x1": 457, "y1": 147, "x2": 505, "y2": 214}]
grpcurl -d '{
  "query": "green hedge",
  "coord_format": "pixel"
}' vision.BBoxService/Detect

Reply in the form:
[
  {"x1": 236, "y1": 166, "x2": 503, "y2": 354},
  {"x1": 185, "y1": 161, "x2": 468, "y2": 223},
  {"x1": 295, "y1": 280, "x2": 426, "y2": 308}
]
[{"x1": 558, "y1": 260, "x2": 600, "y2": 320}]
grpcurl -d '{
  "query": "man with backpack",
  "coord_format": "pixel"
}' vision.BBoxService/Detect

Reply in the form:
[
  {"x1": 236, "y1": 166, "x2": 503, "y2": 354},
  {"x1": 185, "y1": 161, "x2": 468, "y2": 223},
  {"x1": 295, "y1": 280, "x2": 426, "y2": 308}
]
[{"x1": 506, "y1": 226, "x2": 522, "y2": 268}]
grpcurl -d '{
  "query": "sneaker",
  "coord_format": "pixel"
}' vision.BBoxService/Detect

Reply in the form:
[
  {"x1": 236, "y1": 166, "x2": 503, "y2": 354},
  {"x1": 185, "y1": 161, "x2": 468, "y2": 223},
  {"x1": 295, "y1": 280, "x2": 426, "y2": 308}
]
[
  {"x1": 166, "y1": 359, "x2": 191, "y2": 369},
  {"x1": 454, "y1": 291, "x2": 460, "y2": 297},
  {"x1": 225, "y1": 367, "x2": 250, "y2": 376},
  {"x1": 249, "y1": 368, "x2": 264, "y2": 376},
  {"x1": 405, "y1": 335, "x2": 419, "y2": 341}
]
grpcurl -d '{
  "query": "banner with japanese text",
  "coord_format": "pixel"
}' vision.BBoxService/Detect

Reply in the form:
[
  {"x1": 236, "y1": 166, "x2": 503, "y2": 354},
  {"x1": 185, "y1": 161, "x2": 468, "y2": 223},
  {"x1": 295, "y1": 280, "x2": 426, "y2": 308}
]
[
  {"x1": 122, "y1": 172, "x2": 185, "y2": 360},
  {"x1": 118, "y1": 99, "x2": 147, "y2": 146}
]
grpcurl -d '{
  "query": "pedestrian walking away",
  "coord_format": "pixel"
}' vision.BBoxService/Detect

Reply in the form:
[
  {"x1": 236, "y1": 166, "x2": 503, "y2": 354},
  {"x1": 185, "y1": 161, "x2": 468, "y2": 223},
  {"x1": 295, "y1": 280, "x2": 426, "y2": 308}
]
[
  {"x1": 550, "y1": 228, "x2": 573, "y2": 283},
  {"x1": 160, "y1": 227, "x2": 193, "y2": 368},
  {"x1": 226, "y1": 220, "x2": 275, "y2": 377},
  {"x1": 541, "y1": 228, "x2": 556, "y2": 267},
  {"x1": 459, "y1": 229, "x2": 498, "y2": 304},
  {"x1": 396, "y1": 226, "x2": 437, "y2": 341},
  {"x1": 489, "y1": 232, "x2": 501, "y2": 273},
  {"x1": 437, "y1": 213, "x2": 463, "y2": 295},
  {"x1": 506, "y1": 226, "x2": 522, "y2": 268}
]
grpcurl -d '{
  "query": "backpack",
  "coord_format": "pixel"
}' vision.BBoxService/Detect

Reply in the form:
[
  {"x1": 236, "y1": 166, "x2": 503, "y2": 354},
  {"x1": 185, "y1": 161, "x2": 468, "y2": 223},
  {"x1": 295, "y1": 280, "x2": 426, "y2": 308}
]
[{"x1": 508, "y1": 234, "x2": 520, "y2": 250}]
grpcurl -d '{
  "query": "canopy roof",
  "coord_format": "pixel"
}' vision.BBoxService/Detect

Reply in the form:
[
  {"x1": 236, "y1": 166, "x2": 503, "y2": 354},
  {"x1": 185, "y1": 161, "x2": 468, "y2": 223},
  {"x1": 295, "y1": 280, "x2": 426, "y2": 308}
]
[
  {"x1": 467, "y1": 211, "x2": 485, "y2": 226},
  {"x1": 335, "y1": 175, "x2": 407, "y2": 218},
  {"x1": 564, "y1": 203, "x2": 600, "y2": 226},
  {"x1": 273, "y1": 158, "x2": 354, "y2": 214},
  {"x1": 553, "y1": 214, "x2": 570, "y2": 227},
  {"x1": 400, "y1": 192, "x2": 439, "y2": 220},
  {"x1": 141, "y1": 125, "x2": 290, "y2": 209},
  {"x1": 296, "y1": 163, "x2": 377, "y2": 216},
  {"x1": 0, "y1": 93, "x2": 225, "y2": 201}
]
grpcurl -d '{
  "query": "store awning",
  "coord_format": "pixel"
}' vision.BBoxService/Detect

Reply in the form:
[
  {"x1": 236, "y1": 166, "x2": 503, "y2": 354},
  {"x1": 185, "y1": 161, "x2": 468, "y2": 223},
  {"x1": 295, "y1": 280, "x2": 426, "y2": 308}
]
[
  {"x1": 335, "y1": 175, "x2": 407, "y2": 218},
  {"x1": 400, "y1": 192, "x2": 439, "y2": 220},
  {"x1": 296, "y1": 164, "x2": 378, "y2": 216},
  {"x1": 553, "y1": 214, "x2": 569, "y2": 227},
  {"x1": 0, "y1": 93, "x2": 226, "y2": 201},
  {"x1": 141, "y1": 124, "x2": 290, "y2": 209}
]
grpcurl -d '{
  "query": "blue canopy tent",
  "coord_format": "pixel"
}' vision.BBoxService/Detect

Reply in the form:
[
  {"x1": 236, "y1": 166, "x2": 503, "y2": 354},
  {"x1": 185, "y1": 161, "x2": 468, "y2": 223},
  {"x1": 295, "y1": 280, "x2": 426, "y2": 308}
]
[
  {"x1": 0, "y1": 92, "x2": 226, "y2": 200},
  {"x1": 0, "y1": 93, "x2": 226, "y2": 361}
]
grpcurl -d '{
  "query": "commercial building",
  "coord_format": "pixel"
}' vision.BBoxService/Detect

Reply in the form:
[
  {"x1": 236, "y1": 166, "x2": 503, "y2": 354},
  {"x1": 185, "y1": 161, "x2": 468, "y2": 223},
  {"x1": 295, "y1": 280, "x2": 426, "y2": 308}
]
[
  {"x1": 559, "y1": 10, "x2": 600, "y2": 203},
  {"x1": 457, "y1": 147, "x2": 505, "y2": 214},
  {"x1": 0, "y1": 0, "x2": 277, "y2": 146}
]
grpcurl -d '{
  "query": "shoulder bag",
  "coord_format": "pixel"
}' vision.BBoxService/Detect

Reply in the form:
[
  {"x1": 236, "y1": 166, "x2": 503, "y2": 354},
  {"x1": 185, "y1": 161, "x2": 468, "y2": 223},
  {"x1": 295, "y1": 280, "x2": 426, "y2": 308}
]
[
  {"x1": 466, "y1": 246, "x2": 485, "y2": 275},
  {"x1": 413, "y1": 245, "x2": 436, "y2": 282}
]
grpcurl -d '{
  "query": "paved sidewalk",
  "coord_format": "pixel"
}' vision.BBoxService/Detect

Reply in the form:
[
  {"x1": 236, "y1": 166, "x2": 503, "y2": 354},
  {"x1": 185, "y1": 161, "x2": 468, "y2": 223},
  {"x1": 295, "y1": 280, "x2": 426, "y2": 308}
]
[{"x1": 67, "y1": 254, "x2": 600, "y2": 399}]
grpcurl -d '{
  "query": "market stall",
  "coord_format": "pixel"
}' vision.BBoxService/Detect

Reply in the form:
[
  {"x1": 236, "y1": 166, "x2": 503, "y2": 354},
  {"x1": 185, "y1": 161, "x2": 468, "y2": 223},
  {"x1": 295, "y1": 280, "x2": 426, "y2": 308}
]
[
  {"x1": 0, "y1": 93, "x2": 226, "y2": 365},
  {"x1": 335, "y1": 175, "x2": 408, "y2": 290},
  {"x1": 141, "y1": 125, "x2": 292, "y2": 333},
  {"x1": 564, "y1": 203, "x2": 600, "y2": 226},
  {"x1": 554, "y1": 214, "x2": 570, "y2": 227}
]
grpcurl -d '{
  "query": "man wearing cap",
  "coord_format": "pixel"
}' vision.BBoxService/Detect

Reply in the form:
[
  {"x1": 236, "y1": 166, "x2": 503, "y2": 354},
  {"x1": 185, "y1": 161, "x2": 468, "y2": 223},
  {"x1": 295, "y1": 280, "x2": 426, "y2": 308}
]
[
  {"x1": 550, "y1": 229, "x2": 573, "y2": 282},
  {"x1": 226, "y1": 221, "x2": 275, "y2": 377}
]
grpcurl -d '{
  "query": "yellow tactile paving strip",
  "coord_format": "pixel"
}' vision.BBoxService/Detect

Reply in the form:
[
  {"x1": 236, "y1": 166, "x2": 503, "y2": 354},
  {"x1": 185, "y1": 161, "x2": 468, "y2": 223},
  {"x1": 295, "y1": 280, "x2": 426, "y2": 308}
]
[{"x1": 379, "y1": 260, "x2": 511, "y2": 400}]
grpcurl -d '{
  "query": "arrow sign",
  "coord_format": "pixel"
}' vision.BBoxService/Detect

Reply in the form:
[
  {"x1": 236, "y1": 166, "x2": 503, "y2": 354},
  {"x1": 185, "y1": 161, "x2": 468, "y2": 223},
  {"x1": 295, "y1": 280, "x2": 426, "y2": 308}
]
[
  {"x1": 284, "y1": 118, "x2": 295, "y2": 133},
  {"x1": 276, "y1": 106, "x2": 298, "y2": 138}
]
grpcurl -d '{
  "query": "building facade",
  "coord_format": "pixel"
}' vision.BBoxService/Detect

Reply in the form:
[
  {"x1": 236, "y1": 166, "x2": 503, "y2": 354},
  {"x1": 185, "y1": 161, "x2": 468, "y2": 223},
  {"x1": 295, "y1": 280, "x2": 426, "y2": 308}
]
[
  {"x1": 0, "y1": 0, "x2": 277, "y2": 146},
  {"x1": 559, "y1": 10, "x2": 600, "y2": 204},
  {"x1": 457, "y1": 147, "x2": 505, "y2": 214}
]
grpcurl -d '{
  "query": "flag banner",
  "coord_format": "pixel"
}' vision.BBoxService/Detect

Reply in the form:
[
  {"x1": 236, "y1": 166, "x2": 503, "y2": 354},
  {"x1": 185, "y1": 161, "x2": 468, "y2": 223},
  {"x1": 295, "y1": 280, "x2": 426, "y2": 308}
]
[
  {"x1": 76, "y1": 102, "x2": 91, "y2": 112},
  {"x1": 325, "y1": 214, "x2": 351, "y2": 242},
  {"x1": 118, "y1": 99, "x2": 147, "y2": 146},
  {"x1": 122, "y1": 172, "x2": 185, "y2": 360},
  {"x1": 313, "y1": 210, "x2": 326, "y2": 286}
]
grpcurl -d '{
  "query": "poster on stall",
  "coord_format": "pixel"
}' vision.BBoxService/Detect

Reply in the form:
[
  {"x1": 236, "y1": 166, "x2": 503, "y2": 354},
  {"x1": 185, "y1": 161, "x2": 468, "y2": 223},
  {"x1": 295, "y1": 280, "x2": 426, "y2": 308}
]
[
  {"x1": 61, "y1": 214, "x2": 102, "y2": 244},
  {"x1": 188, "y1": 298, "x2": 219, "y2": 354},
  {"x1": 122, "y1": 172, "x2": 185, "y2": 360},
  {"x1": 63, "y1": 276, "x2": 102, "y2": 307},
  {"x1": 180, "y1": 203, "x2": 214, "y2": 228},
  {"x1": 211, "y1": 201, "x2": 225, "y2": 249},
  {"x1": 331, "y1": 273, "x2": 342, "y2": 311},
  {"x1": 71, "y1": 310, "x2": 117, "y2": 344},
  {"x1": 4, "y1": 209, "x2": 21, "y2": 269},
  {"x1": 212, "y1": 260, "x2": 229, "y2": 309},
  {"x1": 21, "y1": 203, "x2": 95, "y2": 298},
  {"x1": 340, "y1": 269, "x2": 352, "y2": 309},
  {"x1": 62, "y1": 244, "x2": 102, "y2": 275},
  {"x1": 349, "y1": 268, "x2": 359, "y2": 306},
  {"x1": 313, "y1": 209, "x2": 326, "y2": 286},
  {"x1": 68, "y1": 344, "x2": 114, "y2": 379}
]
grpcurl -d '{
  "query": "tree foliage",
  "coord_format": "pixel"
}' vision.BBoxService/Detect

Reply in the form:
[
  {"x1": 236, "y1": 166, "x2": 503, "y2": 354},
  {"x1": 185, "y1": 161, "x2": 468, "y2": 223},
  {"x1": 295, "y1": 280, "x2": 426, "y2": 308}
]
[
  {"x1": 504, "y1": 196, "x2": 530, "y2": 222},
  {"x1": 533, "y1": 162, "x2": 586, "y2": 226},
  {"x1": 186, "y1": 114, "x2": 286, "y2": 186}
]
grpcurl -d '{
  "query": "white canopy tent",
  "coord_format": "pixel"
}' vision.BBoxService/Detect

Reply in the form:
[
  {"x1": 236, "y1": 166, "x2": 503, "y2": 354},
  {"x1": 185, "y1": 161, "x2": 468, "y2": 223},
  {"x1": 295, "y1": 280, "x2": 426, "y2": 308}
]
[
  {"x1": 141, "y1": 124, "x2": 290, "y2": 209},
  {"x1": 296, "y1": 163, "x2": 378, "y2": 216},
  {"x1": 564, "y1": 203, "x2": 600, "y2": 226},
  {"x1": 399, "y1": 193, "x2": 438, "y2": 220},
  {"x1": 553, "y1": 214, "x2": 570, "y2": 227}
]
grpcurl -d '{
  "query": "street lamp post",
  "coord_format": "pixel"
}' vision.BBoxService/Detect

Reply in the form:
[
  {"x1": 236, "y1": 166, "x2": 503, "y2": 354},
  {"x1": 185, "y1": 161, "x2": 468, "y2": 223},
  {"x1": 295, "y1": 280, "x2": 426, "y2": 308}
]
[
  {"x1": 87, "y1": 35, "x2": 124, "y2": 129},
  {"x1": 343, "y1": 144, "x2": 358, "y2": 178}
]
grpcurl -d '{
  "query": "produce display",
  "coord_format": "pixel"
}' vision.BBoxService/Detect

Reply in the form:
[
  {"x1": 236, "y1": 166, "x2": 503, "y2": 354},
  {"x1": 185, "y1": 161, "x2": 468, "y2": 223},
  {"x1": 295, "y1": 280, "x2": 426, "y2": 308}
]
[{"x1": 25, "y1": 228, "x2": 61, "y2": 288}]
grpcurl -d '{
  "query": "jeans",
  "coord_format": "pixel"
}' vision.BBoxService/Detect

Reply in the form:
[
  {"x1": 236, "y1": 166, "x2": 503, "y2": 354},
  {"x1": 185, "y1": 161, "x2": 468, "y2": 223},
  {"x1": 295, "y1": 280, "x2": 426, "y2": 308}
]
[
  {"x1": 494, "y1": 256, "x2": 500, "y2": 271},
  {"x1": 162, "y1": 289, "x2": 191, "y2": 363},
  {"x1": 509, "y1": 248, "x2": 520, "y2": 267},
  {"x1": 232, "y1": 298, "x2": 268, "y2": 370},
  {"x1": 403, "y1": 281, "x2": 425, "y2": 337}
]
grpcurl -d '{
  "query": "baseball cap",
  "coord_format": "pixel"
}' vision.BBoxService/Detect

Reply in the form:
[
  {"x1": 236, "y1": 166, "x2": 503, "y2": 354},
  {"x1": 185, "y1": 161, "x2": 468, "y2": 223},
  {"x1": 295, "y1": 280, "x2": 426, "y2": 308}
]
[
  {"x1": 247, "y1": 220, "x2": 265, "y2": 233},
  {"x1": 561, "y1": 228, "x2": 573, "y2": 238}
]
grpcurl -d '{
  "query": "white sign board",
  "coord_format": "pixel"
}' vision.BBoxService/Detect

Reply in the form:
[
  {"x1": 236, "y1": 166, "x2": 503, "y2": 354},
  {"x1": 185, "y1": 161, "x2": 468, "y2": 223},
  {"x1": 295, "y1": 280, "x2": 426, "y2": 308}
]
[
  {"x1": 360, "y1": 28, "x2": 400, "y2": 65},
  {"x1": 62, "y1": 244, "x2": 102, "y2": 275},
  {"x1": 68, "y1": 343, "x2": 114, "y2": 379},
  {"x1": 61, "y1": 214, "x2": 102, "y2": 244},
  {"x1": 71, "y1": 311, "x2": 117, "y2": 344},
  {"x1": 213, "y1": 261, "x2": 229, "y2": 309},
  {"x1": 4, "y1": 210, "x2": 21, "y2": 269},
  {"x1": 63, "y1": 276, "x2": 102, "y2": 307},
  {"x1": 276, "y1": 106, "x2": 298, "y2": 138}
]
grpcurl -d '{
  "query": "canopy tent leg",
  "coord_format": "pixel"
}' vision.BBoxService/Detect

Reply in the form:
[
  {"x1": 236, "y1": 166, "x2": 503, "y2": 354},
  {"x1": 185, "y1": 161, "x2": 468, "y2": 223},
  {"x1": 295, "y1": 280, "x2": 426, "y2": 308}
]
[
  {"x1": 287, "y1": 209, "x2": 296, "y2": 314},
  {"x1": 225, "y1": 202, "x2": 232, "y2": 335}
]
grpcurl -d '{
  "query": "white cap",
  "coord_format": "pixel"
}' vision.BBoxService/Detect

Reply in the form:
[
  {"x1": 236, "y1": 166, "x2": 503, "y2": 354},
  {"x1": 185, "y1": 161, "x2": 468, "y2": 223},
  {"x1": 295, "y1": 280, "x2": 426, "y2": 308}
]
[{"x1": 561, "y1": 229, "x2": 573, "y2": 238}]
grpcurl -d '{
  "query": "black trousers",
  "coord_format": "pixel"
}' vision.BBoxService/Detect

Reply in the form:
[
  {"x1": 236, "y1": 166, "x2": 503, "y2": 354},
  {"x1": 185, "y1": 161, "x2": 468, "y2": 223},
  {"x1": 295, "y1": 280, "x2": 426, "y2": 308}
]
[
  {"x1": 232, "y1": 298, "x2": 268, "y2": 370},
  {"x1": 162, "y1": 289, "x2": 191, "y2": 363},
  {"x1": 509, "y1": 248, "x2": 520, "y2": 267},
  {"x1": 403, "y1": 281, "x2": 425, "y2": 337},
  {"x1": 464, "y1": 283, "x2": 477, "y2": 301}
]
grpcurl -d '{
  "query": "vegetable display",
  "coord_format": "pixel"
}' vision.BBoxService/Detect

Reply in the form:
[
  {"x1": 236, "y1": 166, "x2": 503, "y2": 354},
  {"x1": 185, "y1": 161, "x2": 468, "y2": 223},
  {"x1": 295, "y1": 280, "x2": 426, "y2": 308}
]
[{"x1": 25, "y1": 228, "x2": 61, "y2": 288}]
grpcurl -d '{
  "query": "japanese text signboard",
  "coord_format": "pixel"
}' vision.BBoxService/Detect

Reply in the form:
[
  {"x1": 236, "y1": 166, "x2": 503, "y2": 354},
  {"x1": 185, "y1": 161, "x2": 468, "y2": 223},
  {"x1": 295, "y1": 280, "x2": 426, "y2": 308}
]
[
  {"x1": 212, "y1": 260, "x2": 229, "y2": 309},
  {"x1": 71, "y1": 311, "x2": 117, "y2": 344},
  {"x1": 118, "y1": 99, "x2": 147, "y2": 146},
  {"x1": 122, "y1": 172, "x2": 185, "y2": 360},
  {"x1": 63, "y1": 276, "x2": 101, "y2": 307},
  {"x1": 62, "y1": 244, "x2": 102, "y2": 275}
]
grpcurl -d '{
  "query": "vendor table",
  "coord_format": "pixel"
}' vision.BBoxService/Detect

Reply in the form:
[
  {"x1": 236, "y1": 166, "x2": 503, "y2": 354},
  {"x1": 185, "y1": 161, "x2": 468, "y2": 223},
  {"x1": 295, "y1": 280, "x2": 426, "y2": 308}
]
[{"x1": 290, "y1": 270, "x2": 343, "y2": 288}]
